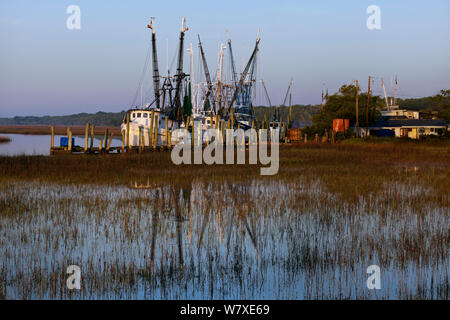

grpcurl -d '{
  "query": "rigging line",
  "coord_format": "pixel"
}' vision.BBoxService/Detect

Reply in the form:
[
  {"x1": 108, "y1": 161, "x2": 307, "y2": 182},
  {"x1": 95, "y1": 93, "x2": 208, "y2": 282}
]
[{"x1": 130, "y1": 38, "x2": 153, "y2": 108}]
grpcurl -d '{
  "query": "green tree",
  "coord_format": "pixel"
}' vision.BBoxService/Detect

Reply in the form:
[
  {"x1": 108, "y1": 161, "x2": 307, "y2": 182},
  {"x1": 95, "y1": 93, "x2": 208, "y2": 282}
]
[
  {"x1": 182, "y1": 82, "x2": 192, "y2": 117},
  {"x1": 304, "y1": 83, "x2": 383, "y2": 135},
  {"x1": 437, "y1": 89, "x2": 450, "y2": 123}
]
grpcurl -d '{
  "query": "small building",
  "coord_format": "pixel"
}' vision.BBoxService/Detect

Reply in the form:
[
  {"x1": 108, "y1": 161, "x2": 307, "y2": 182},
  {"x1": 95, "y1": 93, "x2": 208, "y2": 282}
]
[{"x1": 367, "y1": 118, "x2": 447, "y2": 139}]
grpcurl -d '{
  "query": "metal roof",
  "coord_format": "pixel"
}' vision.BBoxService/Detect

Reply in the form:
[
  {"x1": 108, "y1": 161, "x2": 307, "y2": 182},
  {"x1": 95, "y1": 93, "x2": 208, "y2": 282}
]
[{"x1": 373, "y1": 118, "x2": 447, "y2": 128}]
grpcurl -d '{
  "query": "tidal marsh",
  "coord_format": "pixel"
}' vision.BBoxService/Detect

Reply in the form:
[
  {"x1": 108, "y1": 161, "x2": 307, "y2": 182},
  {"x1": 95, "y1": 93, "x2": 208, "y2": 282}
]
[{"x1": 0, "y1": 142, "x2": 448, "y2": 299}]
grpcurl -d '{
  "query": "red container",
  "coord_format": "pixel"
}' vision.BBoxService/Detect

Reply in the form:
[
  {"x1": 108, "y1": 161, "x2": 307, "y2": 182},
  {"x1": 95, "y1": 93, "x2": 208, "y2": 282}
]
[
  {"x1": 288, "y1": 129, "x2": 302, "y2": 141},
  {"x1": 333, "y1": 119, "x2": 349, "y2": 132}
]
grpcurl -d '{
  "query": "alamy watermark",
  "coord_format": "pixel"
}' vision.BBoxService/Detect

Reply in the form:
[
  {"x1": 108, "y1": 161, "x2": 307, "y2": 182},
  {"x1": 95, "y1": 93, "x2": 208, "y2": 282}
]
[
  {"x1": 366, "y1": 265, "x2": 381, "y2": 289},
  {"x1": 66, "y1": 5, "x2": 81, "y2": 30},
  {"x1": 66, "y1": 265, "x2": 81, "y2": 290},
  {"x1": 366, "y1": 5, "x2": 381, "y2": 30},
  {"x1": 170, "y1": 123, "x2": 279, "y2": 176}
]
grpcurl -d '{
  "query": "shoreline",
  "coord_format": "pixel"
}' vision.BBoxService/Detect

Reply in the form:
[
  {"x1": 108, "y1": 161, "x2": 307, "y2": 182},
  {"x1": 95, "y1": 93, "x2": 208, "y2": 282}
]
[{"x1": 0, "y1": 124, "x2": 122, "y2": 136}]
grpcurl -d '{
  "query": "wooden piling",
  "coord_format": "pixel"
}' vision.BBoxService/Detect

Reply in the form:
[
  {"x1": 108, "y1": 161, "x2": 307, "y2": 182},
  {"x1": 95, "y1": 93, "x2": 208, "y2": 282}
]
[
  {"x1": 315, "y1": 133, "x2": 319, "y2": 143},
  {"x1": 168, "y1": 130, "x2": 172, "y2": 148},
  {"x1": 304, "y1": 133, "x2": 307, "y2": 143},
  {"x1": 103, "y1": 128, "x2": 108, "y2": 150},
  {"x1": 90, "y1": 125, "x2": 95, "y2": 149},
  {"x1": 50, "y1": 125, "x2": 54, "y2": 148},
  {"x1": 165, "y1": 116, "x2": 169, "y2": 147},
  {"x1": 121, "y1": 130, "x2": 125, "y2": 152},
  {"x1": 107, "y1": 132, "x2": 113, "y2": 151},
  {"x1": 67, "y1": 127, "x2": 72, "y2": 152},
  {"x1": 149, "y1": 110, "x2": 155, "y2": 147},
  {"x1": 84, "y1": 123, "x2": 89, "y2": 153},
  {"x1": 230, "y1": 108, "x2": 234, "y2": 129}
]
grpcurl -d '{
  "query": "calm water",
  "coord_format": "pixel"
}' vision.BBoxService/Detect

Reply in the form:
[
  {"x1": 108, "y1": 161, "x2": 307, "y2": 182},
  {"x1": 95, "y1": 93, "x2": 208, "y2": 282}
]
[
  {"x1": 0, "y1": 134, "x2": 122, "y2": 156},
  {"x1": 0, "y1": 180, "x2": 448, "y2": 299}
]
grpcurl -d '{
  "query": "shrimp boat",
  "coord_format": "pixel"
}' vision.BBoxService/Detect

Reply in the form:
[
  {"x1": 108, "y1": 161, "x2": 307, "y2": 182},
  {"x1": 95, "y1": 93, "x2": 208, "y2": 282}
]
[
  {"x1": 122, "y1": 17, "x2": 263, "y2": 147},
  {"x1": 121, "y1": 106, "x2": 179, "y2": 147},
  {"x1": 122, "y1": 17, "x2": 189, "y2": 147}
]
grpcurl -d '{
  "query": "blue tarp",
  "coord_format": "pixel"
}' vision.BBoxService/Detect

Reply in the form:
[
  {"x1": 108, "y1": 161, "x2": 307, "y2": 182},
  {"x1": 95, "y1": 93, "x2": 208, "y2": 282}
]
[{"x1": 60, "y1": 137, "x2": 75, "y2": 147}]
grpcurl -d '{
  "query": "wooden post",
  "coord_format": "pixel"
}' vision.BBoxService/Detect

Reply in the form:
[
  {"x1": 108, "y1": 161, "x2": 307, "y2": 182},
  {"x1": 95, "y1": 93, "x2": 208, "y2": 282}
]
[
  {"x1": 104, "y1": 128, "x2": 108, "y2": 150},
  {"x1": 90, "y1": 124, "x2": 95, "y2": 149},
  {"x1": 126, "y1": 113, "x2": 130, "y2": 149},
  {"x1": 107, "y1": 132, "x2": 113, "y2": 151},
  {"x1": 50, "y1": 125, "x2": 54, "y2": 148},
  {"x1": 168, "y1": 130, "x2": 172, "y2": 148},
  {"x1": 84, "y1": 123, "x2": 89, "y2": 153},
  {"x1": 304, "y1": 133, "x2": 307, "y2": 144},
  {"x1": 149, "y1": 110, "x2": 155, "y2": 147},
  {"x1": 315, "y1": 133, "x2": 319, "y2": 143},
  {"x1": 230, "y1": 108, "x2": 234, "y2": 129},
  {"x1": 121, "y1": 130, "x2": 125, "y2": 152},
  {"x1": 99, "y1": 139, "x2": 103, "y2": 151},
  {"x1": 67, "y1": 127, "x2": 72, "y2": 152},
  {"x1": 165, "y1": 116, "x2": 169, "y2": 147}
]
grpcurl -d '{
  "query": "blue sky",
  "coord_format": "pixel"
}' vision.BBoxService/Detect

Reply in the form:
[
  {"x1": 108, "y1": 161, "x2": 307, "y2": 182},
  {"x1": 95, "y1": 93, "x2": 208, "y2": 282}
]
[{"x1": 1, "y1": 0, "x2": 449, "y2": 117}]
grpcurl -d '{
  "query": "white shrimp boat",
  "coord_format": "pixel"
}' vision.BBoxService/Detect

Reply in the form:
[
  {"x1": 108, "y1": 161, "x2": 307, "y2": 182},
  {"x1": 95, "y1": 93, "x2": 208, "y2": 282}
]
[{"x1": 120, "y1": 107, "x2": 182, "y2": 147}]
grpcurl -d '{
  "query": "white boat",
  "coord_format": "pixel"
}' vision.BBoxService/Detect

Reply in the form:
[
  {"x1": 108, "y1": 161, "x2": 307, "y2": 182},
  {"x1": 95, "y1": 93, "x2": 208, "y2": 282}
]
[{"x1": 120, "y1": 107, "x2": 180, "y2": 147}]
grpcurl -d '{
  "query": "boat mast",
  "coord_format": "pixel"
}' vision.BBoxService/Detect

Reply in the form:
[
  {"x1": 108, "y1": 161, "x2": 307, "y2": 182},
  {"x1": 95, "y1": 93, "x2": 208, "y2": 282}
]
[
  {"x1": 198, "y1": 35, "x2": 216, "y2": 113},
  {"x1": 228, "y1": 37, "x2": 260, "y2": 115},
  {"x1": 173, "y1": 17, "x2": 188, "y2": 120},
  {"x1": 227, "y1": 31, "x2": 239, "y2": 106},
  {"x1": 147, "y1": 18, "x2": 161, "y2": 109},
  {"x1": 187, "y1": 43, "x2": 196, "y2": 114},
  {"x1": 260, "y1": 79, "x2": 272, "y2": 108},
  {"x1": 217, "y1": 44, "x2": 226, "y2": 114},
  {"x1": 394, "y1": 75, "x2": 398, "y2": 106},
  {"x1": 381, "y1": 78, "x2": 389, "y2": 110}
]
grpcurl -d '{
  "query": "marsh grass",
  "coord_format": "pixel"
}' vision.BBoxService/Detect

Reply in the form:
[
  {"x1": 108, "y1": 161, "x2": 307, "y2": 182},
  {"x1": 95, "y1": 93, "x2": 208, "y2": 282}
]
[{"x1": 0, "y1": 142, "x2": 448, "y2": 299}]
